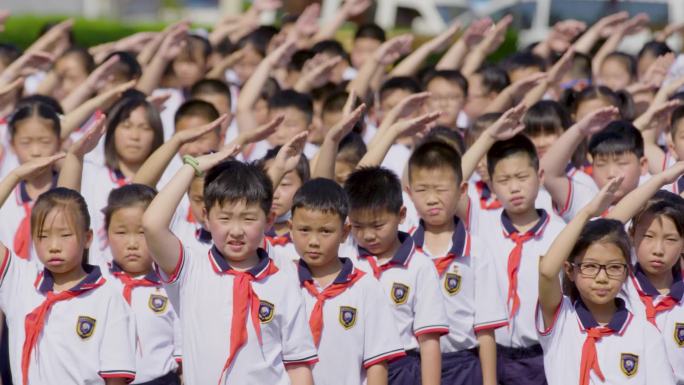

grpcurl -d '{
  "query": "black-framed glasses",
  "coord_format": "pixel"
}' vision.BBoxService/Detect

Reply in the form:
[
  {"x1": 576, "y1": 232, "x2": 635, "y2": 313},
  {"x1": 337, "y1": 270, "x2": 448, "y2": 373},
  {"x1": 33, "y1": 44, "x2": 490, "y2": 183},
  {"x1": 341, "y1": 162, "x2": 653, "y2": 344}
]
[{"x1": 571, "y1": 262, "x2": 628, "y2": 279}]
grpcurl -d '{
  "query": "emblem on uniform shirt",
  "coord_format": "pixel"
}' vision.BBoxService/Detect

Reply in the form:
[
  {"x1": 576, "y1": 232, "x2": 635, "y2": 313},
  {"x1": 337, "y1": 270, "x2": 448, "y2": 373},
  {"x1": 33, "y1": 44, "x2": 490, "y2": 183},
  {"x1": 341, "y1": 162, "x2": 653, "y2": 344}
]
[
  {"x1": 390, "y1": 283, "x2": 410, "y2": 305},
  {"x1": 76, "y1": 316, "x2": 97, "y2": 339},
  {"x1": 339, "y1": 306, "x2": 357, "y2": 329},
  {"x1": 620, "y1": 353, "x2": 639, "y2": 377},
  {"x1": 444, "y1": 273, "x2": 462, "y2": 295},
  {"x1": 258, "y1": 300, "x2": 275, "y2": 323},
  {"x1": 675, "y1": 323, "x2": 684, "y2": 347},
  {"x1": 148, "y1": 294, "x2": 168, "y2": 313}
]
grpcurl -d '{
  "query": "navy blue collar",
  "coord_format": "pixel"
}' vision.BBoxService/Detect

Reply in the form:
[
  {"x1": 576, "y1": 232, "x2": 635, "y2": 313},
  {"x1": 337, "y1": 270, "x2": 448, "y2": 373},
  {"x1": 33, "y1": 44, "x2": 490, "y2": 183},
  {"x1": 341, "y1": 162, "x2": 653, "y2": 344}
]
[
  {"x1": 501, "y1": 209, "x2": 549, "y2": 236},
  {"x1": 36, "y1": 264, "x2": 103, "y2": 294},
  {"x1": 19, "y1": 171, "x2": 58, "y2": 204},
  {"x1": 209, "y1": 245, "x2": 271, "y2": 277},
  {"x1": 195, "y1": 227, "x2": 212, "y2": 243},
  {"x1": 574, "y1": 297, "x2": 631, "y2": 332},
  {"x1": 676, "y1": 176, "x2": 684, "y2": 194},
  {"x1": 357, "y1": 231, "x2": 415, "y2": 267},
  {"x1": 109, "y1": 261, "x2": 160, "y2": 284},
  {"x1": 413, "y1": 216, "x2": 468, "y2": 258},
  {"x1": 633, "y1": 263, "x2": 684, "y2": 302},
  {"x1": 298, "y1": 257, "x2": 356, "y2": 286}
]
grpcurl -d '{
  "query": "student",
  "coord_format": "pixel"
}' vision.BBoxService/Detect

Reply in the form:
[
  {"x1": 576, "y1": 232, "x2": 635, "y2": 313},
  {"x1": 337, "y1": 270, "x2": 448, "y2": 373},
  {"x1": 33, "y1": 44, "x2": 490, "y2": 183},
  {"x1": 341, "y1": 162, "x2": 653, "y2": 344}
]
[
  {"x1": 189, "y1": 78, "x2": 235, "y2": 143},
  {"x1": 422, "y1": 70, "x2": 468, "y2": 133},
  {"x1": 0, "y1": 100, "x2": 62, "y2": 261},
  {"x1": 537, "y1": 177, "x2": 676, "y2": 385},
  {"x1": 291, "y1": 178, "x2": 405, "y2": 385},
  {"x1": 464, "y1": 65, "x2": 510, "y2": 121},
  {"x1": 597, "y1": 52, "x2": 636, "y2": 92},
  {"x1": 0, "y1": 182, "x2": 136, "y2": 384},
  {"x1": 562, "y1": 85, "x2": 633, "y2": 122},
  {"x1": 351, "y1": 23, "x2": 386, "y2": 70},
  {"x1": 142, "y1": 146, "x2": 317, "y2": 384},
  {"x1": 44, "y1": 46, "x2": 95, "y2": 100},
  {"x1": 267, "y1": 90, "x2": 318, "y2": 159},
  {"x1": 343, "y1": 166, "x2": 448, "y2": 385},
  {"x1": 542, "y1": 111, "x2": 647, "y2": 222},
  {"x1": 334, "y1": 132, "x2": 366, "y2": 186},
  {"x1": 407, "y1": 141, "x2": 506, "y2": 385},
  {"x1": 502, "y1": 51, "x2": 546, "y2": 83},
  {"x1": 103, "y1": 184, "x2": 182, "y2": 385}
]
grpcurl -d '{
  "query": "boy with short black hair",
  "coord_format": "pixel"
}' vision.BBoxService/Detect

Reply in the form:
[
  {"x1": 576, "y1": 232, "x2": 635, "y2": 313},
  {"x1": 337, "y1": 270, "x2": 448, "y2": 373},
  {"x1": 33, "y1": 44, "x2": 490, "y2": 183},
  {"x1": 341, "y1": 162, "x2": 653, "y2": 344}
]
[
  {"x1": 343, "y1": 166, "x2": 447, "y2": 385},
  {"x1": 407, "y1": 140, "x2": 506, "y2": 385},
  {"x1": 422, "y1": 70, "x2": 468, "y2": 132},
  {"x1": 464, "y1": 65, "x2": 510, "y2": 120},
  {"x1": 291, "y1": 177, "x2": 405, "y2": 385},
  {"x1": 142, "y1": 147, "x2": 317, "y2": 385},
  {"x1": 351, "y1": 23, "x2": 386, "y2": 70},
  {"x1": 267, "y1": 89, "x2": 318, "y2": 158}
]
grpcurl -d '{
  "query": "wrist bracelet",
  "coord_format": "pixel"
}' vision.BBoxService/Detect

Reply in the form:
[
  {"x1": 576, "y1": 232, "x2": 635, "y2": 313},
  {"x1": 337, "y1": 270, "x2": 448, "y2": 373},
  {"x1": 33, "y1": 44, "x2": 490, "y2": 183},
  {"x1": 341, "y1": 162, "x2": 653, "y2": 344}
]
[{"x1": 182, "y1": 155, "x2": 203, "y2": 177}]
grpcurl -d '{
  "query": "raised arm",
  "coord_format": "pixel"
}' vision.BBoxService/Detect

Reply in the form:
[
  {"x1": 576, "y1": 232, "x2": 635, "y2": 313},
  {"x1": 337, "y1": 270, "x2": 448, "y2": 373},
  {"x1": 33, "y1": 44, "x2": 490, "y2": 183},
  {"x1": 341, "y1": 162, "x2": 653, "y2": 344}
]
[
  {"x1": 607, "y1": 161, "x2": 684, "y2": 223},
  {"x1": 532, "y1": 20, "x2": 585, "y2": 60},
  {"x1": 591, "y1": 13, "x2": 649, "y2": 81},
  {"x1": 312, "y1": 100, "x2": 366, "y2": 179},
  {"x1": 136, "y1": 24, "x2": 188, "y2": 95},
  {"x1": 461, "y1": 15, "x2": 512, "y2": 77},
  {"x1": 437, "y1": 18, "x2": 492, "y2": 71},
  {"x1": 390, "y1": 22, "x2": 460, "y2": 77},
  {"x1": 60, "y1": 55, "x2": 122, "y2": 113},
  {"x1": 132, "y1": 114, "x2": 228, "y2": 187},
  {"x1": 483, "y1": 72, "x2": 546, "y2": 114},
  {"x1": 57, "y1": 115, "x2": 107, "y2": 191},
  {"x1": 346, "y1": 34, "x2": 412, "y2": 99},
  {"x1": 312, "y1": 0, "x2": 371, "y2": 44},
  {"x1": 540, "y1": 106, "x2": 619, "y2": 209},
  {"x1": 294, "y1": 55, "x2": 342, "y2": 94},
  {"x1": 143, "y1": 145, "x2": 239, "y2": 275},
  {"x1": 266, "y1": 132, "x2": 308, "y2": 188},
  {"x1": 634, "y1": 99, "x2": 682, "y2": 174},
  {"x1": 538, "y1": 176, "x2": 622, "y2": 327},
  {"x1": 573, "y1": 12, "x2": 628, "y2": 55}
]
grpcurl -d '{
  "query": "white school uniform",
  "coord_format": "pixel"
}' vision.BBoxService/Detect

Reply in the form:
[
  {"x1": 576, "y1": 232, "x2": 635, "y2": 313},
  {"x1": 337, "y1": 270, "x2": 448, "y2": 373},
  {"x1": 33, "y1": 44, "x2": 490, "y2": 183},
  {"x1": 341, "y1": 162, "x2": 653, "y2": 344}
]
[
  {"x1": 380, "y1": 144, "x2": 411, "y2": 183},
  {"x1": 298, "y1": 258, "x2": 405, "y2": 385},
  {"x1": 554, "y1": 174, "x2": 601, "y2": 223},
  {"x1": 156, "y1": 242, "x2": 318, "y2": 385},
  {"x1": 105, "y1": 263, "x2": 181, "y2": 384},
  {"x1": 536, "y1": 297, "x2": 676, "y2": 385},
  {"x1": 0, "y1": 255, "x2": 137, "y2": 384},
  {"x1": 411, "y1": 218, "x2": 508, "y2": 353},
  {"x1": 624, "y1": 265, "x2": 684, "y2": 384},
  {"x1": 170, "y1": 210, "x2": 213, "y2": 259},
  {"x1": 264, "y1": 229, "x2": 300, "y2": 263},
  {"x1": 484, "y1": 209, "x2": 565, "y2": 348},
  {"x1": 347, "y1": 232, "x2": 449, "y2": 352}
]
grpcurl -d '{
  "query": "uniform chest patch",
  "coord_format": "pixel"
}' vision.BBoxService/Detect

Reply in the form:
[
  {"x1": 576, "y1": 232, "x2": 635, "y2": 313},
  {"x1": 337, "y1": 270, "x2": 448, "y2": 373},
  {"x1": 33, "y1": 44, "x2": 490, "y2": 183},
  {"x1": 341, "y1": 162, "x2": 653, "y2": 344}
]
[
  {"x1": 76, "y1": 316, "x2": 96, "y2": 339},
  {"x1": 444, "y1": 272, "x2": 462, "y2": 295},
  {"x1": 620, "y1": 353, "x2": 639, "y2": 377},
  {"x1": 391, "y1": 283, "x2": 410, "y2": 304},
  {"x1": 148, "y1": 294, "x2": 168, "y2": 313},
  {"x1": 675, "y1": 323, "x2": 684, "y2": 347},
  {"x1": 339, "y1": 306, "x2": 357, "y2": 329},
  {"x1": 258, "y1": 300, "x2": 275, "y2": 323}
]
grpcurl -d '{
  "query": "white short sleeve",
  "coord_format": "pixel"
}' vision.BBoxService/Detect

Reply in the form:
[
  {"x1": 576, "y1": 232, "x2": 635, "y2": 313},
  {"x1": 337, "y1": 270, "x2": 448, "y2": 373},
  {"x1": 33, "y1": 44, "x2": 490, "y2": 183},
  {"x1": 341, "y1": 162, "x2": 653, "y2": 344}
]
[
  {"x1": 279, "y1": 279, "x2": 318, "y2": 366},
  {"x1": 535, "y1": 297, "x2": 570, "y2": 352},
  {"x1": 556, "y1": 177, "x2": 599, "y2": 222},
  {"x1": 643, "y1": 322, "x2": 677, "y2": 385},
  {"x1": 362, "y1": 278, "x2": 405, "y2": 368},
  {"x1": 473, "y1": 242, "x2": 508, "y2": 333},
  {"x1": 412, "y1": 259, "x2": 449, "y2": 337},
  {"x1": 98, "y1": 289, "x2": 137, "y2": 381}
]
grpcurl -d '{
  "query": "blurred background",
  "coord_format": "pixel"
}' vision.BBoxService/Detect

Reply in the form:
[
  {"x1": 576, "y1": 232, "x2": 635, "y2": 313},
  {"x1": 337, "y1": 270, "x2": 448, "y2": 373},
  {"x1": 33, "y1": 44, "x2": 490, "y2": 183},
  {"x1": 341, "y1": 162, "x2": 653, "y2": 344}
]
[{"x1": 1, "y1": 0, "x2": 683, "y2": 52}]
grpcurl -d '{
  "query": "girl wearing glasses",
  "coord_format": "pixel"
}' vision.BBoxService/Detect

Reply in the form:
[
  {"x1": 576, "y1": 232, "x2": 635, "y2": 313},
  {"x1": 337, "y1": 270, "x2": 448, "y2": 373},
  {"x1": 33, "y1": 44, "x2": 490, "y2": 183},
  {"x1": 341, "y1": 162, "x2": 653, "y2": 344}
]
[{"x1": 537, "y1": 176, "x2": 675, "y2": 385}]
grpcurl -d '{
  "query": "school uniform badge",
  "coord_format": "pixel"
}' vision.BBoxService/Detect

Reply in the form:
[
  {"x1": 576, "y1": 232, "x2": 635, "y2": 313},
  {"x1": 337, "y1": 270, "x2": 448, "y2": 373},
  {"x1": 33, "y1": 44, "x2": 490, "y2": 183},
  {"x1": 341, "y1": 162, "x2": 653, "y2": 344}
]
[
  {"x1": 76, "y1": 316, "x2": 96, "y2": 339},
  {"x1": 339, "y1": 306, "x2": 357, "y2": 329},
  {"x1": 258, "y1": 300, "x2": 275, "y2": 323},
  {"x1": 148, "y1": 294, "x2": 168, "y2": 313},
  {"x1": 391, "y1": 283, "x2": 410, "y2": 304},
  {"x1": 675, "y1": 323, "x2": 684, "y2": 347},
  {"x1": 620, "y1": 353, "x2": 639, "y2": 377},
  {"x1": 444, "y1": 273, "x2": 461, "y2": 295}
]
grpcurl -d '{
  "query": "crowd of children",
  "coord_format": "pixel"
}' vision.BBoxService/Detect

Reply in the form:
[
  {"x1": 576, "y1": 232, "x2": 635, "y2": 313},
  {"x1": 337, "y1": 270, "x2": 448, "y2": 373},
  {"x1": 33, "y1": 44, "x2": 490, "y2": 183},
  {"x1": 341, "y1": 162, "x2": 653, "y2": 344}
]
[{"x1": 0, "y1": 2, "x2": 683, "y2": 384}]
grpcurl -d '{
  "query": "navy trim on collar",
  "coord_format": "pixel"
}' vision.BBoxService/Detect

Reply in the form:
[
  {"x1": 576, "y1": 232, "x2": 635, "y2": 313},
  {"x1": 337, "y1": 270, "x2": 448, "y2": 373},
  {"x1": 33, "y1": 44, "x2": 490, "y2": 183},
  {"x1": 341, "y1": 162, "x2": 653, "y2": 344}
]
[
  {"x1": 501, "y1": 209, "x2": 549, "y2": 236},
  {"x1": 358, "y1": 231, "x2": 415, "y2": 266},
  {"x1": 109, "y1": 261, "x2": 160, "y2": 284},
  {"x1": 209, "y1": 245, "x2": 271, "y2": 276},
  {"x1": 634, "y1": 263, "x2": 684, "y2": 302},
  {"x1": 677, "y1": 176, "x2": 684, "y2": 195},
  {"x1": 298, "y1": 258, "x2": 355, "y2": 286},
  {"x1": 38, "y1": 264, "x2": 103, "y2": 294},
  {"x1": 265, "y1": 227, "x2": 277, "y2": 238},
  {"x1": 19, "y1": 171, "x2": 59, "y2": 204},
  {"x1": 195, "y1": 227, "x2": 212, "y2": 243},
  {"x1": 574, "y1": 297, "x2": 630, "y2": 332},
  {"x1": 413, "y1": 217, "x2": 468, "y2": 258}
]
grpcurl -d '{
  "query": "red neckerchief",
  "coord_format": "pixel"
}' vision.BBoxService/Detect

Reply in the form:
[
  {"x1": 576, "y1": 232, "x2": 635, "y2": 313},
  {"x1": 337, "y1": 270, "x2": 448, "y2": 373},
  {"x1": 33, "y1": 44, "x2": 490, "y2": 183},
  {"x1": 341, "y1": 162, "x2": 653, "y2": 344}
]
[
  {"x1": 475, "y1": 180, "x2": 502, "y2": 210},
  {"x1": 357, "y1": 232, "x2": 415, "y2": 279},
  {"x1": 631, "y1": 264, "x2": 683, "y2": 326},
  {"x1": 109, "y1": 262, "x2": 160, "y2": 304},
  {"x1": 13, "y1": 174, "x2": 58, "y2": 260},
  {"x1": 298, "y1": 258, "x2": 364, "y2": 346},
  {"x1": 411, "y1": 217, "x2": 470, "y2": 276},
  {"x1": 23, "y1": 266, "x2": 105, "y2": 385}
]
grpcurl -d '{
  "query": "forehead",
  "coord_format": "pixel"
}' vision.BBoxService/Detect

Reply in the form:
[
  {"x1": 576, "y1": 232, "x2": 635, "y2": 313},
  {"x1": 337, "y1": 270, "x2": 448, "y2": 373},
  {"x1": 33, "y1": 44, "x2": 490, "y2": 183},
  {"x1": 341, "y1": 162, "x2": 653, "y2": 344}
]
[
  {"x1": 175, "y1": 115, "x2": 212, "y2": 131},
  {"x1": 409, "y1": 165, "x2": 458, "y2": 184},
  {"x1": 354, "y1": 37, "x2": 381, "y2": 49},
  {"x1": 492, "y1": 152, "x2": 536, "y2": 175},
  {"x1": 13, "y1": 117, "x2": 57, "y2": 138},
  {"x1": 579, "y1": 241, "x2": 627, "y2": 262},
  {"x1": 381, "y1": 89, "x2": 412, "y2": 108},
  {"x1": 208, "y1": 199, "x2": 265, "y2": 215},
  {"x1": 349, "y1": 208, "x2": 398, "y2": 223},
  {"x1": 271, "y1": 107, "x2": 307, "y2": 121},
  {"x1": 592, "y1": 151, "x2": 638, "y2": 162},
  {"x1": 110, "y1": 206, "x2": 144, "y2": 222},
  {"x1": 427, "y1": 77, "x2": 464, "y2": 93},
  {"x1": 292, "y1": 207, "x2": 343, "y2": 225},
  {"x1": 636, "y1": 212, "x2": 681, "y2": 234}
]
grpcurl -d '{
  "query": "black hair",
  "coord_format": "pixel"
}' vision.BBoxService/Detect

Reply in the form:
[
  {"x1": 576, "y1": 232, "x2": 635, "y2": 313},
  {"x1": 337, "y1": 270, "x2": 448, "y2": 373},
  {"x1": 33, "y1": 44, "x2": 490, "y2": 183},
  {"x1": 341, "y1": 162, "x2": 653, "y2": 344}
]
[
  {"x1": 269, "y1": 89, "x2": 314, "y2": 124},
  {"x1": 292, "y1": 178, "x2": 349, "y2": 221},
  {"x1": 187, "y1": 33, "x2": 213, "y2": 60},
  {"x1": 38, "y1": 21, "x2": 75, "y2": 45},
  {"x1": 420, "y1": 125, "x2": 466, "y2": 155},
  {"x1": 561, "y1": 85, "x2": 634, "y2": 120},
  {"x1": 355, "y1": 23, "x2": 386, "y2": 42},
  {"x1": 101, "y1": 51, "x2": 142, "y2": 80},
  {"x1": 476, "y1": 64, "x2": 511, "y2": 94},
  {"x1": 337, "y1": 132, "x2": 367, "y2": 163},
  {"x1": 102, "y1": 184, "x2": 157, "y2": 230},
  {"x1": 466, "y1": 112, "x2": 502, "y2": 148},
  {"x1": 311, "y1": 39, "x2": 350, "y2": 64},
  {"x1": 630, "y1": 191, "x2": 684, "y2": 241},
  {"x1": 523, "y1": 100, "x2": 572, "y2": 137},
  {"x1": 58, "y1": 46, "x2": 95, "y2": 74},
  {"x1": 237, "y1": 26, "x2": 279, "y2": 57},
  {"x1": 0, "y1": 43, "x2": 21, "y2": 69},
  {"x1": 422, "y1": 69, "x2": 468, "y2": 96},
  {"x1": 638, "y1": 41, "x2": 672, "y2": 61},
  {"x1": 16, "y1": 94, "x2": 63, "y2": 115},
  {"x1": 288, "y1": 49, "x2": 315, "y2": 72},
  {"x1": 204, "y1": 159, "x2": 274, "y2": 216},
  {"x1": 588, "y1": 120, "x2": 644, "y2": 159},
  {"x1": 502, "y1": 51, "x2": 547, "y2": 74},
  {"x1": 260, "y1": 146, "x2": 311, "y2": 184},
  {"x1": 260, "y1": 77, "x2": 282, "y2": 102},
  {"x1": 322, "y1": 90, "x2": 349, "y2": 115},
  {"x1": 569, "y1": 52, "x2": 592, "y2": 81},
  {"x1": 9, "y1": 99, "x2": 61, "y2": 139},
  {"x1": 344, "y1": 166, "x2": 403, "y2": 214},
  {"x1": 190, "y1": 78, "x2": 232, "y2": 106},
  {"x1": 670, "y1": 105, "x2": 684, "y2": 137},
  {"x1": 409, "y1": 141, "x2": 463, "y2": 184},
  {"x1": 602, "y1": 52, "x2": 637, "y2": 82},
  {"x1": 104, "y1": 94, "x2": 164, "y2": 171},
  {"x1": 564, "y1": 219, "x2": 631, "y2": 302},
  {"x1": 486, "y1": 134, "x2": 539, "y2": 177},
  {"x1": 379, "y1": 76, "x2": 422, "y2": 102},
  {"x1": 174, "y1": 99, "x2": 220, "y2": 125}
]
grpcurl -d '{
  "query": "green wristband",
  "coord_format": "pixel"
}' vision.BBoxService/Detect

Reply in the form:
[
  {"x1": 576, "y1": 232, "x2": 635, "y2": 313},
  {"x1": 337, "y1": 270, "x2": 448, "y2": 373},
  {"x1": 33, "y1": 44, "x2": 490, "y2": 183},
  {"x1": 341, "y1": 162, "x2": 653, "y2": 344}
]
[{"x1": 182, "y1": 155, "x2": 203, "y2": 177}]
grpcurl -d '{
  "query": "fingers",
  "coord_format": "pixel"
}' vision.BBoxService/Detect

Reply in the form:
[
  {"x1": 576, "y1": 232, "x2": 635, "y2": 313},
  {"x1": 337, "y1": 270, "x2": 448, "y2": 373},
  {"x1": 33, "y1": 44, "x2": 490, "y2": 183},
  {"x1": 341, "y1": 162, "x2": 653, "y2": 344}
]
[
  {"x1": 285, "y1": 131, "x2": 309, "y2": 153},
  {"x1": 343, "y1": 89, "x2": 357, "y2": 115},
  {"x1": 605, "y1": 175, "x2": 625, "y2": 194},
  {"x1": 263, "y1": 115, "x2": 285, "y2": 132},
  {"x1": 342, "y1": 103, "x2": 367, "y2": 128},
  {"x1": 197, "y1": 114, "x2": 229, "y2": 137}
]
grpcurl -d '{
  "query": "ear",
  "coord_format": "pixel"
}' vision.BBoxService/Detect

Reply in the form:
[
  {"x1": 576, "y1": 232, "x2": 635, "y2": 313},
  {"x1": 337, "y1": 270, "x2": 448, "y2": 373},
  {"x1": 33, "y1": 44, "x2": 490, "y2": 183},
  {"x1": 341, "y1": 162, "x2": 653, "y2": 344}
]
[
  {"x1": 639, "y1": 156, "x2": 648, "y2": 176},
  {"x1": 563, "y1": 261, "x2": 575, "y2": 282},
  {"x1": 266, "y1": 210, "x2": 277, "y2": 227},
  {"x1": 537, "y1": 168, "x2": 545, "y2": 185},
  {"x1": 458, "y1": 181, "x2": 468, "y2": 198},
  {"x1": 84, "y1": 229, "x2": 94, "y2": 249},
  {"x1": 667, "y1": 135, "x2": 678, "y2": 161},
  {"x1": 399, "y1": 206, "x2": 407, "y2": 225},
  {"x1": 341, "y1": 221, "x2": 351, "y2": 243},
  {"x1": 288, "y1": 218, "x2": 294, "y2": 233}
]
